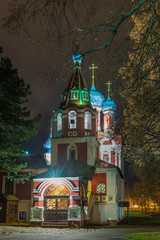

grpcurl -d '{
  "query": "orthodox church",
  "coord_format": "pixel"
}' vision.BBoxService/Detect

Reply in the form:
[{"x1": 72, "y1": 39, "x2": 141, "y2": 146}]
[
  {"x1": 30, "y1": 55, "x2": 124, "y2": 227},
  {"x1": 0, "y1": 55, "x2": 124, "y2": 227}
]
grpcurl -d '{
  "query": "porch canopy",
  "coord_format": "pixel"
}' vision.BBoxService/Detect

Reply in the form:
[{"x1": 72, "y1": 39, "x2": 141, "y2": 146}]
[{"x1": 32, "y1": 160, "x2": 95, "y2": 180}]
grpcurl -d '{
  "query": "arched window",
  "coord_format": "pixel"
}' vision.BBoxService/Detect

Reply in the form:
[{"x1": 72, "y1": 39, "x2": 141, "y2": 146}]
[
  {"x1": 57, "y1": 113, "x2": 62, "y2": 131},
  {"x1": 45, "y1": 184, "x2": 70, "y2": 196},
  {"x1": 67, "y1": 143, "x2": 77, "y2": 160},
  {"x1": 84, "y1": 111, "x2": 91, "y2": 130},
  {"x1": 68, "y1": 110, "x2": 77, "y2": 129}
]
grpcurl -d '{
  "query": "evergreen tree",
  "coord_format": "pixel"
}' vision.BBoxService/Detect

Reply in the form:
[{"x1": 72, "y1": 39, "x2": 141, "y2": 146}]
[{"x1": 0, "y1": 48, "x2": 41, "y2": 182}]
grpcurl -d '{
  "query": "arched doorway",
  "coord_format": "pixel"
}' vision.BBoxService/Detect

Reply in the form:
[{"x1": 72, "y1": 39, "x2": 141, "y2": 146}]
[{"x1": 44, "y1": 184, "x2": 70, "y2": 222}]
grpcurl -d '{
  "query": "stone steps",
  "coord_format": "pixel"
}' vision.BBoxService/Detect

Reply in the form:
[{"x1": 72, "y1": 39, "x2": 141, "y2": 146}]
[{"x1": 42, "y1": 221, "x2": 68, "y2": 228}]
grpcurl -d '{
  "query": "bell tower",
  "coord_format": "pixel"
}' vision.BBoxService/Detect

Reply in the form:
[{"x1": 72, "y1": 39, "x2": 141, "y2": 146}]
[{"x1": 51, "y1": 55, "x2": 99, "y2": 167}]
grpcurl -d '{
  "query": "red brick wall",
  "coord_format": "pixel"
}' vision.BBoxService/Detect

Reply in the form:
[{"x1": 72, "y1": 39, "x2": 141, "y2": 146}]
[
  {"x1": 76, "y1": 142, "x2": 87, "y2": 163},
  {"x1": 62, "y1": 111, "x2": 96, "y2": 138},
  {"x1": 103, "y1": 140, "x2": 112, "y2": 145},
  {"x1": 57, "y1": 144, "x2": 68, "y2": 163},
  {"x1": 91, "y1": 173, "x2": 106, "y2": 195}
]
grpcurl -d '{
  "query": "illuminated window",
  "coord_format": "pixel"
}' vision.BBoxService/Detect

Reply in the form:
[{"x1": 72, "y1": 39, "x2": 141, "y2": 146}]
[
  {"x1": 68, "y1": 110, "x2": 77, "y2": 129},
  {"x1": 71, "y1": 91, "x2": 78, "y2": 99},
  {"x1": 96, "y1": 183, "x2": 106, "y2": 194},
  {"x1": 83, "y1": 91, "x2": 89, "y2": 100},
  {"x1": 57, "y1": 113, "x2": 62, "y2": 131},
  {"x1": 45, "y1": 184, "x2": 70, "y2": 196},
  {"x1": 84, "y1": 111, "x2": 91, "y2": 130}
]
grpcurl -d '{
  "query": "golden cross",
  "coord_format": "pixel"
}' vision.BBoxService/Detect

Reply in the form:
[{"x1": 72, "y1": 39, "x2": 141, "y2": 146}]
[
  {"x1": 105, "y1": 81, "x2": 112, "y2": 98},
  {"x1": 89, "y1": 63, "x2": 98, "y2": 86}
]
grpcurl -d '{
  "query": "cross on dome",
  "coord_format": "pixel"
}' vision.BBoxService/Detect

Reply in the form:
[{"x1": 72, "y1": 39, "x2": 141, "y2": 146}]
[
  {"x1": 105, "y1": 81, "x2": 112, "y2": 98},
  {"x1": 89, "y1": 63, "x2": 98, "y2": 87}
]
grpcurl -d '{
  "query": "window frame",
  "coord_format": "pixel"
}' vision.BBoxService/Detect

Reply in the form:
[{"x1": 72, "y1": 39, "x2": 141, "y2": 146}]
[
  {"x1": 70, "y1": 90, "x2": 79, "y2": 100},
  {"x1": 67, "y1": 143, "x2": 77, "y2": 160},
  {"x1": 57, "y1": 112, "x2": 62, "y2": 131},
  {"x1": 84, "y1": 111, "x2": 92, "y2": 130},
  {"x1": 68, "y1": 110, "x2": 77, "y2": 129},
  {"x1": 82, "y1": 91, "x2": 89, "y2": 101}
]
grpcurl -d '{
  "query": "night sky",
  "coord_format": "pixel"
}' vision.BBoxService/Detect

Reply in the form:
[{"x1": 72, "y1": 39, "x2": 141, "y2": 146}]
[{"x1": 0, "y1": 1, "x2": 131, "y2": 155}]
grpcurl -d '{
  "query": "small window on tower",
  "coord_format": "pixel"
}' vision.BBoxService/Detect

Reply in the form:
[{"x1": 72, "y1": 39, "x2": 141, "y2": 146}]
[
  {"x1": 67, "y1": 144, "x2": 77, "y2": 161},
  {"x1": 68, "y1": 110, "x2": 77, "y2": 129},
  {"x1": 83, "y1": 92, "x2": 89, "y2": 100},
  {"x1": 70, "y1": 150, "x2": 75, "y2": 160},
  {"x1": 84, "y1": 111, "x2": 91, "y2": 130},
  {"x1": 57, "y1": 113, "x2": 62, "y2": 131},
  {"x1": 71, "y1": 91, "x2": 78, "y2": 99}
]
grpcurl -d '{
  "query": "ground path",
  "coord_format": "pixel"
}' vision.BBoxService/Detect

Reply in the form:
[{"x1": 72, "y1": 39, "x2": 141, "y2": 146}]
[{"x1": 0, "y1": 226, "x2": 160, "y2": 240}]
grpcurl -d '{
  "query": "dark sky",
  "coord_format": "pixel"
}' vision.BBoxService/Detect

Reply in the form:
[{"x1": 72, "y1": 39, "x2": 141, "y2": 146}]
[{"x1": 0, "y1": 1, "x2": 131, "y2": 155}]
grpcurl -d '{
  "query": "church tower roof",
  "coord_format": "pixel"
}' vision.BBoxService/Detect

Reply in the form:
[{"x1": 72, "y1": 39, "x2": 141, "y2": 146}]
[
  {"x1": 89, "y1": 64, "x2": 105, "y2": 107},
  {"x1": 60, "y1": 54, "x2": 92, "y2": 109},
  {"x1": 102, "y1": 81, "x2": 117, "y2": 111}
]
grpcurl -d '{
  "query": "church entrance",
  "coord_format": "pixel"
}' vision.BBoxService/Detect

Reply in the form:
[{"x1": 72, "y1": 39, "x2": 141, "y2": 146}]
[{"x1": 43, "y1": 184, "x2": 70, "y2": 222}]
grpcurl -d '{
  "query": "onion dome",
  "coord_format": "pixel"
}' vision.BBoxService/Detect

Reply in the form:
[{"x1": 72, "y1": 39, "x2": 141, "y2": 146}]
[
  {"x1": 60, "y1": 54, "x2": 92, "y2": 109},
  {"x1": 90, "y1": 85, "x2": 105, "y2": 107},
  {"x1": 89, "y1": 63, "x2": 105, "y2": 107},
  {"x1": 102, "y1": 96, "x2": 117, "y2": 111},
  {"x1": 43, "y1": 138, "x2": 51, "y2": 152}
]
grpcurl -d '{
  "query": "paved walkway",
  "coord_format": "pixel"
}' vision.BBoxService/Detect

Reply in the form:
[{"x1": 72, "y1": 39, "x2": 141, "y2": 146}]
[{"x1": 0, "y1": 226, "x2": 160, "y2": 240}]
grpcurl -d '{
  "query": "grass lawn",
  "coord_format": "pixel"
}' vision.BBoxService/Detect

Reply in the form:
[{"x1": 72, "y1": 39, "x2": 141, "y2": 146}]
[
  {"x1": 124, "y1": 232, "x2": 160, "y2": 239},
  {"x1": 123, "y1": 212, "x2": 160, "y2": 239},
  {"x1": 121, "y1": 211, "x2": 160, "y2": 226}
]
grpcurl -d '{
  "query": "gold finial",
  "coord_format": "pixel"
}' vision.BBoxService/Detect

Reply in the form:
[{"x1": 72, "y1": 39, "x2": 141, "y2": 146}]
[
  {"x1": 105, "y1": 81, "x2": 112, "y2": 98},
  {"x1": 49, "y1": 118, "x2": 54, "y2": 138},
  {"x1": 89, "y1": 63, "x2": 98, "y2": 87}
]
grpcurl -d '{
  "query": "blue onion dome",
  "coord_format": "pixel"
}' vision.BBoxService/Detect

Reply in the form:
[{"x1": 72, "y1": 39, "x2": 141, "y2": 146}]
[
  {"x1": 102, "y1": 97, "x2": 117, "y2": 111},
  {"x1": 43, "y1": 138, "x2": 51, "y2": 151},
  {"x1": 90, "y1": 85, "x2": 105, "y2": 107}
]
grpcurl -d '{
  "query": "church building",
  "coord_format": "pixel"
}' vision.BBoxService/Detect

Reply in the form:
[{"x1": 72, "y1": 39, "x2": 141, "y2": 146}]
[
  {"x1": 0, "y1": 54, "x2": 124, "y2": 226},
  {"x1": 30, "y1": 55, "x2": 125, "y2": 227}
]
